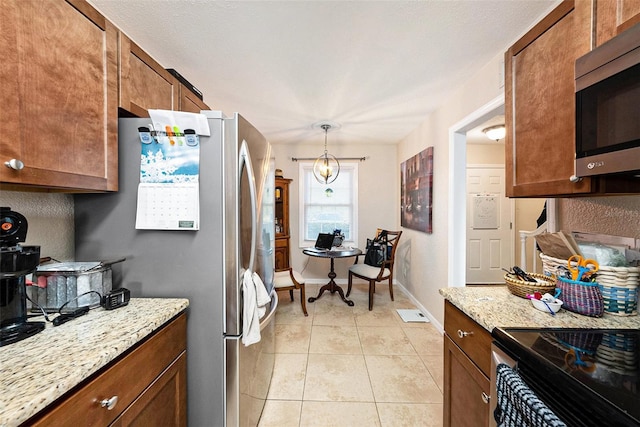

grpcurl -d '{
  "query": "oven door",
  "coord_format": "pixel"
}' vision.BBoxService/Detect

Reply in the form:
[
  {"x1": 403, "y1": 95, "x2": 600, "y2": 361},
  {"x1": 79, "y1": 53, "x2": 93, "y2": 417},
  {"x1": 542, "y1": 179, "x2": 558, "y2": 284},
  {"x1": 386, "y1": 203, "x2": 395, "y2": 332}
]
[
  {"x1": 489, "y1": 343, "x2": 516, "y2": 427},
  {"x1": 490, "y1": 342, "x2": 568, "y2": 427}
]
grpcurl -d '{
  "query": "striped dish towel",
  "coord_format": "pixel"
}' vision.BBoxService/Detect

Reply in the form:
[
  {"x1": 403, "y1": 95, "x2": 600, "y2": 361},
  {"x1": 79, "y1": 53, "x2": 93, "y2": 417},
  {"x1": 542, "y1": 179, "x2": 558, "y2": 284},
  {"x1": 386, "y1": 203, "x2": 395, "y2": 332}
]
[{"x1": 494, "y1": 363, "x2": 567, "y2": 427}]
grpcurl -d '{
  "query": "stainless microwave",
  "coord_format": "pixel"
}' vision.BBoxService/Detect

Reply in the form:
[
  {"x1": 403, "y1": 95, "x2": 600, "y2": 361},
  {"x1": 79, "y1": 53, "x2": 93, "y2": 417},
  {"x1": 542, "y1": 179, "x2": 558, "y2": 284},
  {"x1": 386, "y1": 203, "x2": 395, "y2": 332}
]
[{"x1": 575, "y1": 23, "x2": 640, "y2": 177}]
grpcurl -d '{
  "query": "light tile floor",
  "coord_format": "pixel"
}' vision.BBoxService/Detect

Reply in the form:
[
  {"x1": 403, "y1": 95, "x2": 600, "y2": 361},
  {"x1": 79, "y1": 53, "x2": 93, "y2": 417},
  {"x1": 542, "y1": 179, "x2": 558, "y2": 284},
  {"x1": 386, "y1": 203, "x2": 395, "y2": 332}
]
[{"x1": 259, "y1": 281, "x2": 444, "y2": 427}]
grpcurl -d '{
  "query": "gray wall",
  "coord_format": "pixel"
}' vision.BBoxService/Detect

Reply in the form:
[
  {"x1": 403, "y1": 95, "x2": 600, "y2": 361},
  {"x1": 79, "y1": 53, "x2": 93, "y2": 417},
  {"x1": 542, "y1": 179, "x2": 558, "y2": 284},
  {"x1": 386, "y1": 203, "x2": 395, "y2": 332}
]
[{"x1": 0, "y1": 191, "x2": 74, "y2": 261}]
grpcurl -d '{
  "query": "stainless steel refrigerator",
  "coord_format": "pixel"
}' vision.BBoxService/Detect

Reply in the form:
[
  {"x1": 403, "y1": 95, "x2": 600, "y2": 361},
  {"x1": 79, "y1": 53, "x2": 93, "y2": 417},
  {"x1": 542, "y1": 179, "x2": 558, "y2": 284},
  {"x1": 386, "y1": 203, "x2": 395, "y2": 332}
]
[{"x1": 74, "y1": 111, "x2": 277, "y2": 427}]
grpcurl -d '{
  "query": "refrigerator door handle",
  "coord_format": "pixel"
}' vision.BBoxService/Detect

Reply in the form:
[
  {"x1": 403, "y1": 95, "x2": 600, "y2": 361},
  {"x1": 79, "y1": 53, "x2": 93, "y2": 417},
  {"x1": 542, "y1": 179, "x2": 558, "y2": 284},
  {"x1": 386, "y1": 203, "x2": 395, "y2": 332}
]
[
  {"x1": 260, "y1": 289, "x2": 278, "y2": 331},
  {"x1": 239, "y1": 141, "x2": 257, "y2": 273}
]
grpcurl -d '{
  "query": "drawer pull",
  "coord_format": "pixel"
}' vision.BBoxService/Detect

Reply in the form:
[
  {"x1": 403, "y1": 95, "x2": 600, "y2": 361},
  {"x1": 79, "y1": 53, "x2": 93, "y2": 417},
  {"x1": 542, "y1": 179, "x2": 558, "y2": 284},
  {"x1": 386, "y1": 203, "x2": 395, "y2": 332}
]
[
  {"x1": 457, "y1": 329, "x2": 474, "y2": 338},
  {"x1": 100, "y1": 395, "x2": 119, "y2": 410},
  {"x1": 4, "y1": 159, "x2": 24, "y2": 170},
  {"x1": 482, "y1": 392, "x2": 490, "y2": 404}
]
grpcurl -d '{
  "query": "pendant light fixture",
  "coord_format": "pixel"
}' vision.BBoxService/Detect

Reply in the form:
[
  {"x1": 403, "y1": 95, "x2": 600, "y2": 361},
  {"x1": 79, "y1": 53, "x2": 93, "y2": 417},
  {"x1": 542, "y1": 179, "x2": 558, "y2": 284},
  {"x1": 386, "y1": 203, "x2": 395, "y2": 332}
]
[{"x1": 313, "y1": 122, "x2": 340, "y2": 185}]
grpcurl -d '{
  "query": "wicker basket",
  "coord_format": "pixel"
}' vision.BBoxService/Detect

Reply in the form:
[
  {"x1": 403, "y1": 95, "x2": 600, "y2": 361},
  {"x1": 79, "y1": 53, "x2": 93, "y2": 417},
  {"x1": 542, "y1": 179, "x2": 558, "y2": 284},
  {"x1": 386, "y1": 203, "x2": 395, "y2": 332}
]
[
  {"x1": 540, "y1": 253, "x2": 570, "y2": 277},
  {"x1": 504, "y1": 272, "x2": 556, "y2": 299},
  {"x1": 541, "y1": 253, "x2": 638, "y2": 316},
  {"x1": 598, "y1": 283, "x2": 638, "y2": 316},
  {"x1": 557, "y1": 276, "x2": 604, "y2": 317}
]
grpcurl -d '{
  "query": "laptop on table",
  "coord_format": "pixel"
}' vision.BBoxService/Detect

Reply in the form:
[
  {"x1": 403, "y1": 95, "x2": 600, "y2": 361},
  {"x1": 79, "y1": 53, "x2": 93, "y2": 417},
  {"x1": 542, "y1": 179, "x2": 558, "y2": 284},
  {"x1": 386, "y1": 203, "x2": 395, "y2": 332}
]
[{"x1": 310, "y1": 233, "x2": 334, "y2": 252}]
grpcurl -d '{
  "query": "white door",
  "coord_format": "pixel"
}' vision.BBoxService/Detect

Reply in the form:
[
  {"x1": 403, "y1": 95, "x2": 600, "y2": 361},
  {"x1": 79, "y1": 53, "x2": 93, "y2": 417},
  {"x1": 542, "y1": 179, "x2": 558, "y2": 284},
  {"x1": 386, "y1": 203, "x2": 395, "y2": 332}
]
[{"x1": 466, "y1": 165, "x2": 512, "y2": 284}]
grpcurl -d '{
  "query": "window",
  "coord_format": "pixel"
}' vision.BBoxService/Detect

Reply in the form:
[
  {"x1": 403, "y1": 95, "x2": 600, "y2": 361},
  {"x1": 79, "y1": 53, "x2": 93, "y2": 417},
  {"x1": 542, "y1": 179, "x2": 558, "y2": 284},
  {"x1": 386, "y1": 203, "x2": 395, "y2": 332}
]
[{"x1": 299, "y1": 162, "x2": 358, "y2": 246}]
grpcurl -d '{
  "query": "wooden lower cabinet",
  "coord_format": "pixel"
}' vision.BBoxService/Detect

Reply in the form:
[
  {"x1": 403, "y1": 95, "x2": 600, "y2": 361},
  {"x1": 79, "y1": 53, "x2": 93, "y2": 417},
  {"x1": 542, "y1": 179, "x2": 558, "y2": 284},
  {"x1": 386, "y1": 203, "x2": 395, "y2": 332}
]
[
  {"x1": 443, "y1": 301, "x2": 492, "y2": 427},
  {"x1": 28, "y1": 313, "x2": 187, "y2": 427},
  {"x1": 444, "y1": 336, "x2": 491, "y2": 427},
  {"x1": 111, "y1": 352, "x2": 187, "y2": 426}
]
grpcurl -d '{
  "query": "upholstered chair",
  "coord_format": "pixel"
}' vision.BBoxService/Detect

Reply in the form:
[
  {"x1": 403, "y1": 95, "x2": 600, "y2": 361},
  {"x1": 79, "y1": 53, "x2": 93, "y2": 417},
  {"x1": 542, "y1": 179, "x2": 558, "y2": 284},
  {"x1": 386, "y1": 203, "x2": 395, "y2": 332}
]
[
  {"x1": 346, "y1": 229, "x2": 402, "y2": 310},
  {"x1": 273, "y1": 268, "x2": 308, "y2": 316}
]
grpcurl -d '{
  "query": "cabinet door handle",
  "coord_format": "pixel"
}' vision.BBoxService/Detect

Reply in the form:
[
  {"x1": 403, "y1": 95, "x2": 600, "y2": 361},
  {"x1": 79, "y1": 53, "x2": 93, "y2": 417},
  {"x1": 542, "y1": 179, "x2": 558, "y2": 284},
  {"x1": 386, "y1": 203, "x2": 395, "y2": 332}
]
[
  {"x1": 482, "y1": 392, "x2": 490, "y2": 404},
  {"x1": 457, "y1": 329, "x2": 474, "y2": 338},
  {"x1": 100, "y1": 395, "x2": 119, "y2": 410},
  {"x1": 4, "y1": 159, "x2": 24, "y2": 170}
]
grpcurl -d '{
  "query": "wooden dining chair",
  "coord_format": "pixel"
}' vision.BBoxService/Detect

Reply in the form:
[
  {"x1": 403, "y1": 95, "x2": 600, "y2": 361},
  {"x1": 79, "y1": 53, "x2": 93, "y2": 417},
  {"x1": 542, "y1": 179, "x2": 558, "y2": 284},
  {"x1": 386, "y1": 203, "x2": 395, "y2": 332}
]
[
  {"x1": 346, "y1": 229, "x2": 403, "y2": 310},
  {"x1": 273, "y1": 267, "x2": 308, "y2": 316}
]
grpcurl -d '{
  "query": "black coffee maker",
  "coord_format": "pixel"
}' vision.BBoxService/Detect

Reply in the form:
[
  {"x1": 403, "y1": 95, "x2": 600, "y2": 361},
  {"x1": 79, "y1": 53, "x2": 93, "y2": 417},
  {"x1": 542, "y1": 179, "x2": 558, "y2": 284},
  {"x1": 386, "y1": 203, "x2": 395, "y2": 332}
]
[{"x1": 1, "y1": 207, "x2": 44, "y2": 346}]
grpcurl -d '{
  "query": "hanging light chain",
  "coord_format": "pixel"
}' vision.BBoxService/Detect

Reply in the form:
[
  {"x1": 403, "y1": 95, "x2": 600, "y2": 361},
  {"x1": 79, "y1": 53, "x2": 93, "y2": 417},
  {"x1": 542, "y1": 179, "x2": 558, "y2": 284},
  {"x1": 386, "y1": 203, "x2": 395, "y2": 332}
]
[{"x1": 322, "y1": 124, "x2": 330, "y2": 156}]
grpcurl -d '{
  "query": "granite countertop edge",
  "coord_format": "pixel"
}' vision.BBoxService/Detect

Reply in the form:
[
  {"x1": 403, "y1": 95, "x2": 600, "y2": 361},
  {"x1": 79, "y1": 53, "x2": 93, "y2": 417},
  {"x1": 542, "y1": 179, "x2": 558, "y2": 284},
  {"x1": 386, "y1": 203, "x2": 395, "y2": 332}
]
[
  {"x1": 0, "y1": 297, "x2": 189, "y2": 427},
  {"x1": 439, "y1": 285, "x2": 640, "y2": 332}
]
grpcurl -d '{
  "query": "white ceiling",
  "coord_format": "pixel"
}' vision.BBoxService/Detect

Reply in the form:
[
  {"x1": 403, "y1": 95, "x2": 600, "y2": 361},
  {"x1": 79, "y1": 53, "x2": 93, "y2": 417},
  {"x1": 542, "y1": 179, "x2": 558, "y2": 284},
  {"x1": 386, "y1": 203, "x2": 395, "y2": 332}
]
[{"x1": 89, "y1": 0, "x2": 554, "y2": 147}]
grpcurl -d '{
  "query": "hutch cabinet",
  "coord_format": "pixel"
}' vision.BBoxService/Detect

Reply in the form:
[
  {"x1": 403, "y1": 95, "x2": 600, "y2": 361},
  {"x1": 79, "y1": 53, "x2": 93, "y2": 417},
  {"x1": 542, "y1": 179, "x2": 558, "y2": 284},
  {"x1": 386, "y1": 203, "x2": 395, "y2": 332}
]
[{"x1": 275, "y1": 176, "x2": 292, "y2": 271}]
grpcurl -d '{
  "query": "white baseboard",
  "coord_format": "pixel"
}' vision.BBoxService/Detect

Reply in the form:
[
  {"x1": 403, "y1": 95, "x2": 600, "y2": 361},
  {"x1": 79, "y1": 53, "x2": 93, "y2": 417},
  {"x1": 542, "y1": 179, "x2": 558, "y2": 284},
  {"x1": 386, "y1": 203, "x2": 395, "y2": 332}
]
[{"x1": 394, "y1": 282, "x2": 444, "y2": 334}]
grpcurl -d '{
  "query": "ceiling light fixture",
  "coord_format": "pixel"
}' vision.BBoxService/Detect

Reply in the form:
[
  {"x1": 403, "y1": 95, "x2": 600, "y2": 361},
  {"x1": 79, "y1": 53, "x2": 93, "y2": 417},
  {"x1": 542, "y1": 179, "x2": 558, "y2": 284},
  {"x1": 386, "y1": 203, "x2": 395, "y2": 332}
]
[
  {"x1": 313, "y1": 123, "x2": 340, "y2": 185},
  {"x1": 482, "y1": 125, "x2": 506, "y2": 141}
]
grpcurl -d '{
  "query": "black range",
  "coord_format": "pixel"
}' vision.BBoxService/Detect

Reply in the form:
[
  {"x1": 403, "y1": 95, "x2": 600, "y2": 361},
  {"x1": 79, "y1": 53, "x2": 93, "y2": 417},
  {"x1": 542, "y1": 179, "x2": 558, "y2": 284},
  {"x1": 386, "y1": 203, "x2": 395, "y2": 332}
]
[{"x1": 492, "y1": 327, "x2": 640, "y2": 426}]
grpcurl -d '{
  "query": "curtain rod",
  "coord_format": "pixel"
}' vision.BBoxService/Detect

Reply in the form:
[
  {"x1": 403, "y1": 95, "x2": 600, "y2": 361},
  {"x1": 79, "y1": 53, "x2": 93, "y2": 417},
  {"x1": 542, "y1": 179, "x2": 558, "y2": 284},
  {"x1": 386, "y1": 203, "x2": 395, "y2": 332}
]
[{"x1": 291, "y1": 156, "x2": 368, "y2": 162}]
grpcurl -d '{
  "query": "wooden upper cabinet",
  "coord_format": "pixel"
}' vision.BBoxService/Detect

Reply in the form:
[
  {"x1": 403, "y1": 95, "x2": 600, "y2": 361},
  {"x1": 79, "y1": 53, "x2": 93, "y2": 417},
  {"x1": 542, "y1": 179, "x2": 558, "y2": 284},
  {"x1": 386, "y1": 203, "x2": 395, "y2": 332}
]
[
  {"x1": 505, "y1": 0, "x2": 594, "y2": 197},
  {"x1": 179, "y1": 85, "x2": 210, "y2": 113},
  {"x1": 0, "y1": 0, "x2": 118, "y2": 191},
  {"x1": 596, "y1": 0, "x2": 640, "y2": 46},
  {"x1": 119, "y1": 34, "x2": 178, "y2": 117}
]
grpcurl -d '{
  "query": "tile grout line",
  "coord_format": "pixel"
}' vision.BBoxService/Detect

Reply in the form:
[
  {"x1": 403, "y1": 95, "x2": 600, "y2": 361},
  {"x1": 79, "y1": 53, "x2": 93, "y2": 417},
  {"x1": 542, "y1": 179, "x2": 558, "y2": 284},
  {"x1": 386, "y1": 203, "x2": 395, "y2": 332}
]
[{"x1": 265, "y1": 286, "x2": 444, "y2": 426}]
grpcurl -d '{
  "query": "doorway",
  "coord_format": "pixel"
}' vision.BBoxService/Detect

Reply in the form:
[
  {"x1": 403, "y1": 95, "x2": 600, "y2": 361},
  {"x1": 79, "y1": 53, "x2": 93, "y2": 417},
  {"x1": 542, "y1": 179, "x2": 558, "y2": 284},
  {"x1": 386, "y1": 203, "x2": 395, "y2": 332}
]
[
  {"x1": 448, "y1": 96, "x2": 549, "y2": 287},
  {"x1": 466, "y1": 165, "x2": 512, "y2": 283},
  {"x1": 447, "y1": 96, "x2": 508, "y2": 288}
]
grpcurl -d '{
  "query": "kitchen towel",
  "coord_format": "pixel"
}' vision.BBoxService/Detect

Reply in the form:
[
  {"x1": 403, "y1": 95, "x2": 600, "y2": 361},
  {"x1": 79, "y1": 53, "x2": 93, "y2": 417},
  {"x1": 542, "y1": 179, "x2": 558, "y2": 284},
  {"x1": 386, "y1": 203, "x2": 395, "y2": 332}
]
[
  {"x1": 241, "y1": 269, "x2": 270, "y2": 346},
  {"x1": 494, "y1": 363, "x2": 566, "y2": 427}
]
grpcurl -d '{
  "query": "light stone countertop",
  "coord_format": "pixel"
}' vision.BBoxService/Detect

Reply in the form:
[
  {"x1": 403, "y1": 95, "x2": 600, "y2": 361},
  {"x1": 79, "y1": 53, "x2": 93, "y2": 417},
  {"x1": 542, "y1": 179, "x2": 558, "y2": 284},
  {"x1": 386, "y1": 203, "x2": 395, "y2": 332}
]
[
  {"x1": 0, "y1": 298, "x2": 189, "y2": 427},
  {"x1": 439, "y1": 285, "x2": 640, "y2": 332}
]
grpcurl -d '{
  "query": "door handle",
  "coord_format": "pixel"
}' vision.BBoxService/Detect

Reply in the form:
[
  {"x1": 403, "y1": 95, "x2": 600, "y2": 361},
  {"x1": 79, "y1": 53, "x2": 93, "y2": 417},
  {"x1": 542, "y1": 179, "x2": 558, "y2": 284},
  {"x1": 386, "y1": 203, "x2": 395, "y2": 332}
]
[{"x1": 239, "y1": 141, "x2": 257, "y2": 273}]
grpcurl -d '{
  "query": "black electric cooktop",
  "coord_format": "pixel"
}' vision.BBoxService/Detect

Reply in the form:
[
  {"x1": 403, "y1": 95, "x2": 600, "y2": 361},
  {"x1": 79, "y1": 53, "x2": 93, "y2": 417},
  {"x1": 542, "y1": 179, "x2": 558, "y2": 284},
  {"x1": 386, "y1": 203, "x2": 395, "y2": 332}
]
[{"x1": 493, "y1": 328, "x2": 640, "y2": 426}]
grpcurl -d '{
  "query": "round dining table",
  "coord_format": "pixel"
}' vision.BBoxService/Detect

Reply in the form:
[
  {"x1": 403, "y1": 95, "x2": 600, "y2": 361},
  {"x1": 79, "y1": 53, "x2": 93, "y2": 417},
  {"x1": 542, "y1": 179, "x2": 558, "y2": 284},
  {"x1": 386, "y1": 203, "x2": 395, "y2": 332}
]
[{"x1": 303, "y1": 247, "x2": 363, "y2": 306}]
